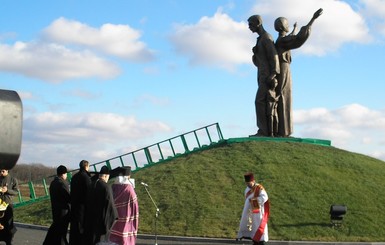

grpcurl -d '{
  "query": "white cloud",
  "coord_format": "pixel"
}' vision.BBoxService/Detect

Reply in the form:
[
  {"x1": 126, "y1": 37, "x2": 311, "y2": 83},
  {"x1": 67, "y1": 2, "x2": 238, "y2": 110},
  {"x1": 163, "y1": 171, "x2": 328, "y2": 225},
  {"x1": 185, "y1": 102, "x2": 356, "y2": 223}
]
[
  {"x1": 336, "y1": 103, "x2": 385, "y2": 128},
  {"x1": 42, "y1": 17, "x2": 156, "y2": 62},
  {"x1": 170, "y1": 10, "x2": 251, "y2": 70},
  {"x1": 0, "y1": 41, "x2": 120, "y2": 83},
  {"x1": 359, "y1": 0, "x2": 385, "y2": 37},
  {"x1": 294, "y1": 104, "x2": 385, "y2": 161},
  {"x1": 169, "y1": 0, "x2": 370, "y2": 69},
  {"x1": 295, "y1": 107, "x2": 335, "y2": 124},
  {"x1": 0, "y1": 17, "x2": 157, "y2": 82},
  {"x1": 20, "y1": 112, "x2": 172, "y2": 167},
  {"x1": 24, "y1": 112, "x2": 171, "y2": 142},
  {"x1": 361, "y1": 0, "x2": 385, "y2": 15}
]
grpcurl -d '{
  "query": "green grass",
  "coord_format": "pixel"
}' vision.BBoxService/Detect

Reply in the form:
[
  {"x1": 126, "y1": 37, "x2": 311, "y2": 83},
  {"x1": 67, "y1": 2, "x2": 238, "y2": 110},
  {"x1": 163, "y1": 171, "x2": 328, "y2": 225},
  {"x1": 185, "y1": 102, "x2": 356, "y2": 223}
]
[
  {"x1": 14, "y1": 198, "x2": 52, "y2": 226},
  {"x1": 14, "y1": 140, "x2": 385, "y2": 241}
]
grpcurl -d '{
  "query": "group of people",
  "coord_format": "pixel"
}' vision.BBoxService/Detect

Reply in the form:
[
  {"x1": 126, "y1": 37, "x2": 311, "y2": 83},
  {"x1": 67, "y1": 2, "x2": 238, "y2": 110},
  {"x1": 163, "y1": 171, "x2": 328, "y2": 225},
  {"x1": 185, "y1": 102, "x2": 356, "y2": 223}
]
[
  {"x1": 248, "y1": 9, "x2": 323, "y2": 137},
  {"x1": 43, "y1": 160, "x2": 139, "y2": 245},
  {"x1": 0, "y1": 161, "x2": 267, "y2": 245}
]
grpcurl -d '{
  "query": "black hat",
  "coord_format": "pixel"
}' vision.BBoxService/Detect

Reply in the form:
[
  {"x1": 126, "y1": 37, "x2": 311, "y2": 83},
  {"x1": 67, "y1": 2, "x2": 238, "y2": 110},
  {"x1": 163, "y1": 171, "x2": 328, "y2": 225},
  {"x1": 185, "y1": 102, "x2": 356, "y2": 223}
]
[
  {"x1": 110, "y1": 166, "x2": 131, "y2": 178},
  {"x1": 244, "y1": 172, "x2": 255, "y2": 182},
  {"x1": 99, "y1": 166, "x2": 110, "y2": 175},
  {"x1": 57, "y1": 165, "x2": 68, "y2": 176}
]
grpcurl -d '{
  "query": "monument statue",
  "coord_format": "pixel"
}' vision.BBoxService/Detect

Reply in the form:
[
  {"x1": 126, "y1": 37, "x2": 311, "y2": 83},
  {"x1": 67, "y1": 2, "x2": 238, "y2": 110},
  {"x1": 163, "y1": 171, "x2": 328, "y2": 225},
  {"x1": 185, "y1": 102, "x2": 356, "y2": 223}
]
[
  {"x1": 247, "y1": 15, "x2": 280, "y2": 137},
  {"x1": 274, "y1": 8, "x2": 323, "y2": 137},
  {"x1": 267, "y1": 78, "x2": 280, "y2": 137},
  {"x1": 248, "y1": 9, "x2": 323, "y2": 137}
]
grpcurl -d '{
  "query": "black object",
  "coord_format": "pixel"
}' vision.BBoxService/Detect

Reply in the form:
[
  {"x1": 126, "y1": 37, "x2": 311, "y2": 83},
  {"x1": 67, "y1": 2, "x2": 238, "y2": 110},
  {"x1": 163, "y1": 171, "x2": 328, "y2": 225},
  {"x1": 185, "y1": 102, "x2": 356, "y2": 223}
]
[
  {"x1": 0, "y1": 89, "x2": 23, "y2": 170},
  {"x1": 330, "y1": 205, "x2": 347, "y2": 225},
  {"x1": 110, "y1": 166, "x2": 131, "y2": 178}
]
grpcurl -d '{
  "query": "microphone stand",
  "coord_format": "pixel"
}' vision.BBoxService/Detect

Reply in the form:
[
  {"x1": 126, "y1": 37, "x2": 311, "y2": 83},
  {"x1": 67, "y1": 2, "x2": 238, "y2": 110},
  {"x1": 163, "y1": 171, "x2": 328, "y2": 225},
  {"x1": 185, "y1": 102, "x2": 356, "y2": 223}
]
[{"x1": 143, "y1": 184, "x2": 160, "y2": 245}]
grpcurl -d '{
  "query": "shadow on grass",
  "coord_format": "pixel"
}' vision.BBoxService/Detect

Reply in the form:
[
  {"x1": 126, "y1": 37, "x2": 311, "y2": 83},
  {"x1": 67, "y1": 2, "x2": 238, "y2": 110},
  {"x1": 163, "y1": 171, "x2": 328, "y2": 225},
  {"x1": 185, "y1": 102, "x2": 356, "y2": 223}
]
[{"x1": 276, "y1": 222, "x2": 331, "y2": 228}]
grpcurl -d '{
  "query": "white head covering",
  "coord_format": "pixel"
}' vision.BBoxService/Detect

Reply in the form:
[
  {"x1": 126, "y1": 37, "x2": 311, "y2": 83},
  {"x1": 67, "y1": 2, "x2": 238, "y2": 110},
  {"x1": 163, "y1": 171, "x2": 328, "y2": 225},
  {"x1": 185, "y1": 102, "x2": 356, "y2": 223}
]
[{"x1": 115, "y1": 175, "x2": 132, "y2": 185}]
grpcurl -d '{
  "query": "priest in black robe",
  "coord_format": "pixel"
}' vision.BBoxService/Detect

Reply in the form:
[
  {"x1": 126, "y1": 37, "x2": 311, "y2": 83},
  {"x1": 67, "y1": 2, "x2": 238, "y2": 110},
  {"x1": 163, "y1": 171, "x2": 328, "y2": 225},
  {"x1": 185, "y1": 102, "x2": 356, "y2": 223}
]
[
  {"x1": 43, "y1": 165, "x2": 71, "y2": 245},
  {"x1": 84, "y1": 166, "x2": 117, "y2": 245},
  {"x1": 69, "y1": 160, "x2": 92, "y2": 244}
]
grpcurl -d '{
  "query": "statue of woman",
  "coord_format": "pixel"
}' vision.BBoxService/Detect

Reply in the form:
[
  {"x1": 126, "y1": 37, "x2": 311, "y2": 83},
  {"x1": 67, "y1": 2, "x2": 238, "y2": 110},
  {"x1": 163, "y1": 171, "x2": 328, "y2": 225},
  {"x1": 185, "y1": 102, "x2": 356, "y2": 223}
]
[{"x1": 274, "y1": 9, "x2": 323, "y2": 137}]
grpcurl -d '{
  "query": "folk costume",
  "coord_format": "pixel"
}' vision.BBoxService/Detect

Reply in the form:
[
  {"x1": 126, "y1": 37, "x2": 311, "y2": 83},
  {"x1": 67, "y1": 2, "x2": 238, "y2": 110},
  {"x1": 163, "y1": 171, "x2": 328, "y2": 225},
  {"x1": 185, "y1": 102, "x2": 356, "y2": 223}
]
[
  {"x1": 43, "y1": 165, "x2": 71, "y2": 245},
  {"x1": 237, "y1": 173, "x2": 270, "y2": 244},
  {"x1": 109, "y1": 167, "x2": 139, "y2": 245},
  {"x1": 70, "y1": 162, "x2": 92, "y2": 245}
]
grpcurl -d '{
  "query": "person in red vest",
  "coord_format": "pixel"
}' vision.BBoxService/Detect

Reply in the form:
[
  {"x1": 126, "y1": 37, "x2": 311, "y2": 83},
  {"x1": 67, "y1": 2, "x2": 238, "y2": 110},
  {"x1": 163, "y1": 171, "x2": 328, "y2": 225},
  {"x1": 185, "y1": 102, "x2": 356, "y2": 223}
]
[{"x1": 237, "y1": 172, "x2": 270, "y2": 245}]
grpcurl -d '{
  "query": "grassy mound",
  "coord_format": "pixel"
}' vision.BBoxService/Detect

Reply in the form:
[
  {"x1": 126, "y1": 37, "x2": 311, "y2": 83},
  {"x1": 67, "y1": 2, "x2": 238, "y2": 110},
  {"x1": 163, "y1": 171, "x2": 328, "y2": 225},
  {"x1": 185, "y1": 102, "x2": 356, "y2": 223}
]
[{"x1": 15, "y1": 140, "x2": 385, "y2": 242}]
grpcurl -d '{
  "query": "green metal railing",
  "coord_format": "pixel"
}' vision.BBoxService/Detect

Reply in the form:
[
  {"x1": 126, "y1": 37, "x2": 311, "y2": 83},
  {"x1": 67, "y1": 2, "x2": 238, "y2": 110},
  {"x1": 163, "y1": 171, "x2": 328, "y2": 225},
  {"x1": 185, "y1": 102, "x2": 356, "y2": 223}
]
[
  {"x1": 14, "y1": 123, "x2": 224, "y2": 208},
  {"x1": 89, "y1": 122, "x2": 224, "y2": 172}
]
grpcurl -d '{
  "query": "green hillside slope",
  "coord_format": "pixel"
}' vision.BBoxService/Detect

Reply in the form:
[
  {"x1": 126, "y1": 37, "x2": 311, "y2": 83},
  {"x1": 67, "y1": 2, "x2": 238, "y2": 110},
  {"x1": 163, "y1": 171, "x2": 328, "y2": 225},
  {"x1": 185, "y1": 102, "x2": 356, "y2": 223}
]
[
  {"x1": 15, "y1": 140, "x2": 385, "y2": 242},
  {"x1": 134, "y1": 140, "x2": 385, "y2": 242}
]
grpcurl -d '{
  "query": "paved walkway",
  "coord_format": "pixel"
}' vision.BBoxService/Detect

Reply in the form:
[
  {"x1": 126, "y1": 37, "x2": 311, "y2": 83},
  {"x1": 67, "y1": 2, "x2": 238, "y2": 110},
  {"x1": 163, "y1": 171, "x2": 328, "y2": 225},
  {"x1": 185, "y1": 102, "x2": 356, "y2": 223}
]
[{"x1": 4, "y1": 223, "x2": 384, "y2": 245}]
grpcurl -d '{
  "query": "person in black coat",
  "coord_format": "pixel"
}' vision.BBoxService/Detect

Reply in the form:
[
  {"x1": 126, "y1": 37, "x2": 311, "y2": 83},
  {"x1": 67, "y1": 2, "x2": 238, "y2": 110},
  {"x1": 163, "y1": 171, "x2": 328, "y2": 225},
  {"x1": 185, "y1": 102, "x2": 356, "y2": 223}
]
[
  {"x1": 0, "y1": 169, "x2": 19, "y2": 245},
  {"x1": 43, "y1": 165, "x2": 71, "y2": 245},
  {"x1": 69, "y1": 160, "x2": 92, "y2": 245},
  {"x1": 84, "y1": 166, "x2": 117, "y2": 245}
]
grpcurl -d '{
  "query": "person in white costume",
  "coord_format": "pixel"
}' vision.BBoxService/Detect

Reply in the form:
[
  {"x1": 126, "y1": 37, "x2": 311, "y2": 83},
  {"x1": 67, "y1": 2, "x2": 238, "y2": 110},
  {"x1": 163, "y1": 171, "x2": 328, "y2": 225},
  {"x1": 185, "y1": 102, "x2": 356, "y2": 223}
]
[{"x1": 237, "y1": 172, "x2": 270, "y2": 245}]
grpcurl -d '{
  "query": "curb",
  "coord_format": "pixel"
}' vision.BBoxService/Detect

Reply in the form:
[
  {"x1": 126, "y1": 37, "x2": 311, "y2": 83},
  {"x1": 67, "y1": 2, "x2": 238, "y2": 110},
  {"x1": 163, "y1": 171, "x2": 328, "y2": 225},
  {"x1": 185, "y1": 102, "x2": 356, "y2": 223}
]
[{"x1": 14, "y1": 223, "x2": 385, "y2": 245}]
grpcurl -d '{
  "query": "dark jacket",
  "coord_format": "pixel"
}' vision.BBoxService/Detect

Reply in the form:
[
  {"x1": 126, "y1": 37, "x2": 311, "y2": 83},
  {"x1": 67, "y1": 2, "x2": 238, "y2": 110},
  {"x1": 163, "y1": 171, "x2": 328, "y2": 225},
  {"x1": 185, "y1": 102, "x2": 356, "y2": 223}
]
[
  {"x1": 49, "y1": 176, "x2": 71, "y2": 221},
  {"x1": 70, "y1": 169, "x2": 91, "y2": 244},
  {"x1": 43, "y1": 176, "x2": 71, "y2": 245},
  {"x1": 0, "y1": 175, "x2": 19, "y2": 204},
  {"x1": 84, "y1": 178, "x2": 117, "y2": 245}
]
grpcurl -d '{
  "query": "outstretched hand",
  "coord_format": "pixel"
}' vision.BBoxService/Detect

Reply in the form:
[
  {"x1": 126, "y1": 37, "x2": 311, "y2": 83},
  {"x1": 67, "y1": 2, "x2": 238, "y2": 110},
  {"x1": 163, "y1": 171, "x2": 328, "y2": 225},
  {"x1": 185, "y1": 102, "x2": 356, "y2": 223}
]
[
  {"x1": 313, "y1": 8, "x2": 323, "y2": 19},
  {"x1": 307, "y1": 8, "x2": 323, "y2": 27}
]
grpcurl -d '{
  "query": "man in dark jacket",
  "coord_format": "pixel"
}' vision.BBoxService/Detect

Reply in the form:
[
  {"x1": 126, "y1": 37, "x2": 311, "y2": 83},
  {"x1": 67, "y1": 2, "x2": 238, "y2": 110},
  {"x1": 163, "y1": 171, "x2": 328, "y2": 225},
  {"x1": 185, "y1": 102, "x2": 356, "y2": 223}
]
[
  {"x1": 70, "y1": 160, "x2": 92, "y2": 245},
  {"x1": 43, "y1": 165, "x2": 71, "y2": 245},
  {"x1": 0, "y1": 169, "x2": 19, "y2": 245},
  {"x1": 84, "y1": 165, "x2": 117, "y2": 245}
]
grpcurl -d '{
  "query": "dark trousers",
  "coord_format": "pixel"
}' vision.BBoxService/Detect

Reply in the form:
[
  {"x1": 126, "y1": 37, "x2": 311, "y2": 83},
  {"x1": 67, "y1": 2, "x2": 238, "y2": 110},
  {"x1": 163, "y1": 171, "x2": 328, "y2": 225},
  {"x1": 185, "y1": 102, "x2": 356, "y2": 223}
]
[
  {"x1": 0, "y1": 205, "x2": 16, "y2": 245},
  {"x1": 253, "y1": 241, "x2": 266, "y2": 245},
  {"x1": 69, "y1": 220, "x2": 85, "y2": 245},
  {"x1": 43, "y1": 210, "x2": 70, "y2": 245}
]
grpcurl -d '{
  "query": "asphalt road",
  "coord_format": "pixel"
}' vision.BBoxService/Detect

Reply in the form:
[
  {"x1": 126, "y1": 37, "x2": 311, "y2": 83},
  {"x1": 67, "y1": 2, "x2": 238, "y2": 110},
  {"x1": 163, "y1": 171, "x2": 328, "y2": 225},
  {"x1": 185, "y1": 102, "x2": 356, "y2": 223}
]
[
  {"x1": 4, "y1": 223, "x2": 385, "y2": 245},
  {"x1": 9, "y1": 223, "x2": 251, "y2": 245}
]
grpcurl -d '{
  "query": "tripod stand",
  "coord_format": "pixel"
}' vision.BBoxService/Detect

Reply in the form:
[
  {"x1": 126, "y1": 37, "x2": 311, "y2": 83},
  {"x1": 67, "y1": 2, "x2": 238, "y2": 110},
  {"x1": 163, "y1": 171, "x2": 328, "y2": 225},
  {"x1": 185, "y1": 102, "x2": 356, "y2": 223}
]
[{"x1": 143, "y1": 184, "x2": 160, "y2": 245}]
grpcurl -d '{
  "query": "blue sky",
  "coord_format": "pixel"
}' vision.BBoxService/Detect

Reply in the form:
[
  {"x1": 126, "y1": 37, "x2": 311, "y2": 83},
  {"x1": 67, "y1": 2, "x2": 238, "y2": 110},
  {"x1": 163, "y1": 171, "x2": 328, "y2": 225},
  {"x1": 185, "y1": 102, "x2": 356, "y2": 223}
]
[{"x1": 1, "y1": 0, "x2": 384, "y2": 169}]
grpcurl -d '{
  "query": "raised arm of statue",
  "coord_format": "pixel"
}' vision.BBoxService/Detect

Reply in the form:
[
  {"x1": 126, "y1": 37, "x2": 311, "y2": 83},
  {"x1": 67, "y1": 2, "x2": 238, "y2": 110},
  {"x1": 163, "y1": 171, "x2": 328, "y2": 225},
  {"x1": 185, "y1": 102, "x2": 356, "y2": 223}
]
[
  {"x1": 306, "y1": 8, "x2": 323, "y2": 27},
  {"x1": 273, "y1": 9, "x2": 323, "y2": 138}
]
